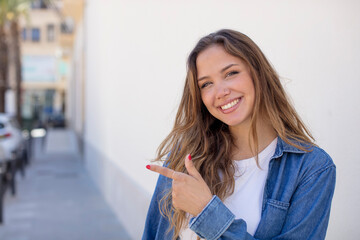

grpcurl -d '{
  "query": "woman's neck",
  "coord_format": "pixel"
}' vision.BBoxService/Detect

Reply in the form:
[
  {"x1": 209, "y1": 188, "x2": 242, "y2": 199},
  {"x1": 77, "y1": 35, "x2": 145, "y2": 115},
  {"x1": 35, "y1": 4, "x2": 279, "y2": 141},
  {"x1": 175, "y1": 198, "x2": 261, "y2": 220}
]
[{"x1": 229, "y1": 118, "x2": 277, "y2": 160}]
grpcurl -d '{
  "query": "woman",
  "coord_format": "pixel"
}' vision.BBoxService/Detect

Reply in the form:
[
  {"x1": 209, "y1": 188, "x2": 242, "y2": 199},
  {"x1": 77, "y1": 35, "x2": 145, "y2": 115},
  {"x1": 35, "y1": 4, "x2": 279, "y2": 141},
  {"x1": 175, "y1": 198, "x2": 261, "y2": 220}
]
[{"x1": 143, "y1": 29, "x2": 336, "y2": 240}]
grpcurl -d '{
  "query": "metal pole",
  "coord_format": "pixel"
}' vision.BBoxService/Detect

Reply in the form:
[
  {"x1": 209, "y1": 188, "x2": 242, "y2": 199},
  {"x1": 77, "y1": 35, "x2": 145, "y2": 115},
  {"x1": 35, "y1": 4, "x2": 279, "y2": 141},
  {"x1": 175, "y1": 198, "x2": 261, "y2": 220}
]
[
  {"x1": 0, "y1": 163, "x2": 5, "y2": 224},
  {"x1": 0, "y1": 174, "x2": 3, "y2": 224}
]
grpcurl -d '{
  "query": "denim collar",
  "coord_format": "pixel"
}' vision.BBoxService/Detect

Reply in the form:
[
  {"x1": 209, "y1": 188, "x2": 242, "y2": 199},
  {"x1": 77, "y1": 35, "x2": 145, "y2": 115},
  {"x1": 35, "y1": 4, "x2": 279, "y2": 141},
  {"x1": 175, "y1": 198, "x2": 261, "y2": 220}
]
[{"x1": 272, "y1": 137, "x2": 307, "y2": 159}]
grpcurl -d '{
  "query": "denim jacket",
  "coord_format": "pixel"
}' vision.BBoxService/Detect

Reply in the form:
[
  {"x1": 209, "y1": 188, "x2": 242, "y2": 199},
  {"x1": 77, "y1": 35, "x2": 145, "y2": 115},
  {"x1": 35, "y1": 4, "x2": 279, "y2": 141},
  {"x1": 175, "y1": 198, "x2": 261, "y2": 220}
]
[{"x1": 142, "y1": 138, "x2": 336, "y2": 240}]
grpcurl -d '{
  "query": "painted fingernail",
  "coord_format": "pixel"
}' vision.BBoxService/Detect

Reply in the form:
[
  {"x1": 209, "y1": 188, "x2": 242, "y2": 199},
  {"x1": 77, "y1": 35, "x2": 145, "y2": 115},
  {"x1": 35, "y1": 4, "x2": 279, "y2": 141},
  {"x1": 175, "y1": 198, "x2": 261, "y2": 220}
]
[
  {"x1": 188, "y1": 154, "x2": 192, "y2": 160},
  {"x1": 146, "y1": 165, "x2": 151, "y2": 169}
]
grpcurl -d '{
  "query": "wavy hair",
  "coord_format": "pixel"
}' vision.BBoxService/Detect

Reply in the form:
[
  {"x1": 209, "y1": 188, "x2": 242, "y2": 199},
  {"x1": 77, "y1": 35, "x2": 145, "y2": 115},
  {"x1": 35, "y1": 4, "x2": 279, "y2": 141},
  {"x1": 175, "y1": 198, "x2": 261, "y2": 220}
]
[{"x1": 154, "y1": 29, "x2": 314, "y2": 239}]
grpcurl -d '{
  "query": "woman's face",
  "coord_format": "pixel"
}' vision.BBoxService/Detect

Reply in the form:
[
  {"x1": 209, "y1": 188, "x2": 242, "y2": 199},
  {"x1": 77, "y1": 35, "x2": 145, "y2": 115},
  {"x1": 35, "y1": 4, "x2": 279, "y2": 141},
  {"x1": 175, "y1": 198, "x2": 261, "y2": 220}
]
[{"x1": 196, "y1": 44, "x2": 255, "y2": 130}]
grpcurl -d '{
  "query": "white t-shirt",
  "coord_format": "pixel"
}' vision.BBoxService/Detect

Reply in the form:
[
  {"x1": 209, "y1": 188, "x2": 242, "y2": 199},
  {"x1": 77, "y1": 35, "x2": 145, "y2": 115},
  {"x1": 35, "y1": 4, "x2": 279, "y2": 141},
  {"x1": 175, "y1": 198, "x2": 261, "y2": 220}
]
[{"x1": 180, "y1": 138, "x2": 277, "y2": 239}]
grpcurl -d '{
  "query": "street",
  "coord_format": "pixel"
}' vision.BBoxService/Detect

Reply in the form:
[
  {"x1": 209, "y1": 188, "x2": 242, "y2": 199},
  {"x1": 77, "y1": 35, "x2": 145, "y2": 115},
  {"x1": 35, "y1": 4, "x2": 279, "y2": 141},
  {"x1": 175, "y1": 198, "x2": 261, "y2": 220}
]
[{"x1": 0, "y1": 128, "x2": 131, "y2": 240}]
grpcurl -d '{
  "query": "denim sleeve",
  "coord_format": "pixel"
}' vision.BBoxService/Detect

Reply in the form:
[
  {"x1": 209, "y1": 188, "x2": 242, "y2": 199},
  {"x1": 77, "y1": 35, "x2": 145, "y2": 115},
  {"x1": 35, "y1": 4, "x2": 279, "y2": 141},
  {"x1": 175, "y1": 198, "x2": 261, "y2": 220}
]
[
  {"x1": 189, "y1": 196, "x2": 256, "y2": 240},
  {"x1": 189, "y1": 165, "x2": 336, "y2": 240},
  {"x1": 142, "y1": 173, "x2": 172, "y2": 240}
]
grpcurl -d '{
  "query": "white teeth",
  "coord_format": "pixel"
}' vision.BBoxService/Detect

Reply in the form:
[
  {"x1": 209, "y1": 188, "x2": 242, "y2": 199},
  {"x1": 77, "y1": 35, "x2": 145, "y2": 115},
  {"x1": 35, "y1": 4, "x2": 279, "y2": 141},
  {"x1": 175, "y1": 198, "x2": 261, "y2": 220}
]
[{"x1": 221, "y1": 99, "x2": 240, "y2": 110}]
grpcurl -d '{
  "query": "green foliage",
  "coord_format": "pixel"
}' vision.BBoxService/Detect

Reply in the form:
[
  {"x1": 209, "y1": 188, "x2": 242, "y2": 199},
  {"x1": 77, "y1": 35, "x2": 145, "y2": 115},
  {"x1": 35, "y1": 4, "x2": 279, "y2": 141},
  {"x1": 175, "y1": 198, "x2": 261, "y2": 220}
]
[
  {"x1": 0, "y1": 0, "x2": 8, "y2": 25},
  {"x1": 0, "y1": 0, "x2": 33, "y2": 25}
]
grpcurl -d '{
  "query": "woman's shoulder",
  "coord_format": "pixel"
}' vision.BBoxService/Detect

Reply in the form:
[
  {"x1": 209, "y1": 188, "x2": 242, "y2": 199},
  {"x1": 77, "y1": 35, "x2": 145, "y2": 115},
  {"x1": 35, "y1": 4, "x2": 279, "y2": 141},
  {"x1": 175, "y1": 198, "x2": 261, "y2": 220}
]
[
  {"x1": 279, "y1": 138, "x2": 334, "y2": 165},
  {"x1": 306, "y1": 145, "x2": 335, "y2": 166},
  {"x1": 298, "y1": 145, "x2": 336, "y2": 182},
  {"x1": 277, "y1": 138, "x2": 336, "y2": 182}
]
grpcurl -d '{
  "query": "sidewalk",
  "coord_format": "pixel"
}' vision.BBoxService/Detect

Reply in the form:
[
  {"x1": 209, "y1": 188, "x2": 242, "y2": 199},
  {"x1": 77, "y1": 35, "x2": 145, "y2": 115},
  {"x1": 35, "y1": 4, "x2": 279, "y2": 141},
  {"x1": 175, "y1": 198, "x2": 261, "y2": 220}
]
[{"x1": 0, "y1": 128, "x2": 131, "y2": 240}]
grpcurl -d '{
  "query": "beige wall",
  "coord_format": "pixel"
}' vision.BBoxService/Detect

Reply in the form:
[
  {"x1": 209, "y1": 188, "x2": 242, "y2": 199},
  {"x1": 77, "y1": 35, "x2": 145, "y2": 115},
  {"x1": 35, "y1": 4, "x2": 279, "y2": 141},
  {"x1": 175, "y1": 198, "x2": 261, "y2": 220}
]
[
  {"x1": 20, "y1": 9, "x2": 61, "y2": 55},
  {"x1": 19, "y1": 1, "x2": 84, "y2": 124},
  {"x1": 84, "y1": 0, "x2": 360, "y2": 239}
]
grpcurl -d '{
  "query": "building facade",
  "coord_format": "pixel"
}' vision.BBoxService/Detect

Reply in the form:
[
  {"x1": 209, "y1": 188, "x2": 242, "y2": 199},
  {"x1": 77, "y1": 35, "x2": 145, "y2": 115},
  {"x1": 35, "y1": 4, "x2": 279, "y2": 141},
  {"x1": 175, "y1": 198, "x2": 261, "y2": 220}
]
[{"x1": 18, "y1": 0, "x2": 83, "y2": 130}]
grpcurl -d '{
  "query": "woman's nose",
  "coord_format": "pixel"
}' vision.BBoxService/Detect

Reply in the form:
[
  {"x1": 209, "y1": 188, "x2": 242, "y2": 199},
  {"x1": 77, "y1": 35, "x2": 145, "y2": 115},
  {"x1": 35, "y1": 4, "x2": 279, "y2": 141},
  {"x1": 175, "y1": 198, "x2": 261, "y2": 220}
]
[{"x1": 216, "y1": 85, "x2": 230, "y2": 99}]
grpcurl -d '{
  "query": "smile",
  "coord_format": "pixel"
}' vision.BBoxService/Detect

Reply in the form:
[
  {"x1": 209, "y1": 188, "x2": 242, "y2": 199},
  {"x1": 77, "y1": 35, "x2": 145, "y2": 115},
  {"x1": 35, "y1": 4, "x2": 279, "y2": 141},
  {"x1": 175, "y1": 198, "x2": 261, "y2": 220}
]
[{"x1": 220, "y1": 98, "x2": 240, "y2": 110}]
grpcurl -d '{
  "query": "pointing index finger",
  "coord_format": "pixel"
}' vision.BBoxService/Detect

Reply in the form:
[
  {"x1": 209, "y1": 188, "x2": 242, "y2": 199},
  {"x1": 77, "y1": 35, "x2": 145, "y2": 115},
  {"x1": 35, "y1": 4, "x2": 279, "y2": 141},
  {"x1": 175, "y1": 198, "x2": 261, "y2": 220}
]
[{"x1": 147, "y1": 164, "x2": 177, "y2": 180}]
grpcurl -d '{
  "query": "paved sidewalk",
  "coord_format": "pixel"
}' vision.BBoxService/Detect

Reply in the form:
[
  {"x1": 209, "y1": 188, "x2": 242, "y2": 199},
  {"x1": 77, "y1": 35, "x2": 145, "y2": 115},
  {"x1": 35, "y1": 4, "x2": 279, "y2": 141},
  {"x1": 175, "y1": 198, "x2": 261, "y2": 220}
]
[{"x1": 0, "y1": 129, "x2": 131, "y2": 240}]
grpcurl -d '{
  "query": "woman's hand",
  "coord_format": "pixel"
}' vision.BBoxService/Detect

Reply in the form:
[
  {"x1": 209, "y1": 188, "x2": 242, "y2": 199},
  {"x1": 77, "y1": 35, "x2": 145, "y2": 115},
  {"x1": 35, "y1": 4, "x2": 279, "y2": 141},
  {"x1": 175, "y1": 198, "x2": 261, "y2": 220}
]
[{"x1": 147, "y1": 154, "x2": 213, "y2": 216}]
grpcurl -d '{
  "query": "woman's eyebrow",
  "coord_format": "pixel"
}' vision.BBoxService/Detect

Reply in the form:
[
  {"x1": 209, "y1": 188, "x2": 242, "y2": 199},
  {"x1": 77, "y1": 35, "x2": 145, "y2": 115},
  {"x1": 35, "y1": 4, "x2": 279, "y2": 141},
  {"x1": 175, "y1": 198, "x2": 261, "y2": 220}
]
[
  {"x1": 221, "y1": 63, "x2": 238, "y2": 73},
  {"x1": 197, "y1": 63, "x2": 239, "y2": 81}
]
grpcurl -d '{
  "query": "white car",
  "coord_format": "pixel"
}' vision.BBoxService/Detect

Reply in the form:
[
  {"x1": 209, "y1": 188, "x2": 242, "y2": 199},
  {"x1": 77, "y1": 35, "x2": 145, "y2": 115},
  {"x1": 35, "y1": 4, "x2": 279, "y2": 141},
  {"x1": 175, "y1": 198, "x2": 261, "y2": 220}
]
[{"x1": 0, "y1": 114, "x2": 25, "y2": 162}]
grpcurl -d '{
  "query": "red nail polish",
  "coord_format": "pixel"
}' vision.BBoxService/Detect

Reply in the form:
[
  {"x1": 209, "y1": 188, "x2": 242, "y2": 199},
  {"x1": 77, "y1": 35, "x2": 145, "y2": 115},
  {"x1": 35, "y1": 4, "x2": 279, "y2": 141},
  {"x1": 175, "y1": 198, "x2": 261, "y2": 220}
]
[
  {"x1": 146, "y1": 165, "x2": 151, "y2": 169},
  {"x1": 188, "y1": 154, "x2": 192, "y2": 160}
]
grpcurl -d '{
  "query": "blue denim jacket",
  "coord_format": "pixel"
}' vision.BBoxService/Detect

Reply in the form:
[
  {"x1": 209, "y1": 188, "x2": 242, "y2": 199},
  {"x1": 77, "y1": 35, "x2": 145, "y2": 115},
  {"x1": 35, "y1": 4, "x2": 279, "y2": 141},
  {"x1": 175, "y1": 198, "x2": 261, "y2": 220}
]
[{"x1": 142, "y1": 138, "x2": 336, "y2": 240}]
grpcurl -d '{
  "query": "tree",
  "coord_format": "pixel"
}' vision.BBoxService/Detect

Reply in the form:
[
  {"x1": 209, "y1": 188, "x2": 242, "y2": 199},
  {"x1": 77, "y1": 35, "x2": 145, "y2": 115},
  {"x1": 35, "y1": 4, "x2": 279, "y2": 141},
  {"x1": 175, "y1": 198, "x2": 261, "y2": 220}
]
[
  {"x1": 0, "y1": 0, "x2": 31, "y2": 124},
  {"x1": 0, "y1": 0, "x2": 9, "y2": 113}
]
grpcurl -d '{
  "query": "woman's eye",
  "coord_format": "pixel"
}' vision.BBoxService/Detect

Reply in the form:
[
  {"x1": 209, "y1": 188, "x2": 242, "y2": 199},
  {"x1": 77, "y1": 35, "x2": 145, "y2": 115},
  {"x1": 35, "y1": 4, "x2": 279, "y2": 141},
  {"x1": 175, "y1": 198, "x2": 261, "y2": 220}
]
[
  {"x1": 226, "y1": 71, "x2": 239, "y2": 78},
  {"x1": 200, "y1": 82, "x2": 211, "y2": 89}
]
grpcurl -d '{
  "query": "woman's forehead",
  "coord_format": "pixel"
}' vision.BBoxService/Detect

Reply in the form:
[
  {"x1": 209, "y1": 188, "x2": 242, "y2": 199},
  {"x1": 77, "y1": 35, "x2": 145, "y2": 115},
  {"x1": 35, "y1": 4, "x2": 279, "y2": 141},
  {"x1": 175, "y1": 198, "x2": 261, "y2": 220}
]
[{"x1": 196, "y1": 45, "x2": 246, "y2": 78}]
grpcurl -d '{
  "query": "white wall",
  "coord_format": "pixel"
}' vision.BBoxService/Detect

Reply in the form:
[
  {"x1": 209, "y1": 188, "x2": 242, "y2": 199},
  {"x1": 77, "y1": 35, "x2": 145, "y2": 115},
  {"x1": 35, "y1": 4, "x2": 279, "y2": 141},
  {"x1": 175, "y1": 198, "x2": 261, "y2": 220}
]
[
  {"x1": 84, "y1": 0, "x2": 360, "y2": 239},
  {"x1": 70, "y1": 20, "x2": 85, "y2": 137}
]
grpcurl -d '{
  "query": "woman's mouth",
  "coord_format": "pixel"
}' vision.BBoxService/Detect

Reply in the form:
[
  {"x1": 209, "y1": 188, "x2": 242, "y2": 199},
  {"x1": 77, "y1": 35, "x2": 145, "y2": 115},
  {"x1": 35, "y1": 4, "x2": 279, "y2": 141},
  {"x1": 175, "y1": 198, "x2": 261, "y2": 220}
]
[{"x1": 220, "y1": 98, "x2": 241, "y2": 110}]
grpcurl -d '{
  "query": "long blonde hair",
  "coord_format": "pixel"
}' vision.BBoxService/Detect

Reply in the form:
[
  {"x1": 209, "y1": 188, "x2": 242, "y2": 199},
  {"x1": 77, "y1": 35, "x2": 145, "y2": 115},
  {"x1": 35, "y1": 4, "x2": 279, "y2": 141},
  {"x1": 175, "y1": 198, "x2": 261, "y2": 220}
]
[{"x1": 155, "y1": 29, "x2": 314, "y2": 239}]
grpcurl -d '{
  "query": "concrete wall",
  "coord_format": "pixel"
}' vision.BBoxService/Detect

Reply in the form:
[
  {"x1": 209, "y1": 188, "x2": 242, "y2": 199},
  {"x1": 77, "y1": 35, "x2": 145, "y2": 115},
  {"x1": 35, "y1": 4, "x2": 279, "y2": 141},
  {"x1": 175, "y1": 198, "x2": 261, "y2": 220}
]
[
  {"x1": 70, "y1": 19, "x2": 85, "y2": 138},
  {"x1": 83, "y1": 0, "x2": 360, "y2": 239}
]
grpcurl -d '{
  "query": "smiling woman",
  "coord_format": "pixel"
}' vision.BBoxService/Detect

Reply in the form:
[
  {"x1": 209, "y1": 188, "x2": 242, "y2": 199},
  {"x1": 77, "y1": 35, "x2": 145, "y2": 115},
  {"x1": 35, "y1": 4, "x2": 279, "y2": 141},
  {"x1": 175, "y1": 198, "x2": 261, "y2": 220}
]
[
  {"x1": 142, "y1": 29, "x2": 336, "y2": 240},
  {"x1": 196, "y1": 45, "x2": 255, "y2": 133}
]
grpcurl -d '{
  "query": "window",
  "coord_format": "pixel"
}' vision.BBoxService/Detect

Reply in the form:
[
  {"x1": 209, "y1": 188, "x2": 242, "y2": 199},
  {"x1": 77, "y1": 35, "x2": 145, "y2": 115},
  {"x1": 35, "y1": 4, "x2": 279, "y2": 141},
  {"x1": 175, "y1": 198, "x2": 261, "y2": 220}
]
[
  {"x1": 22, "y1": 28, "x2": 27, "y2": 41},
  {"x1": 31, "y1": 0, "x2": 47, "y2": 9},
  {"x1": 61, "y1": 17, "x2": 74, "y2": 34},
  {"x1": 47, "y1": 24, "x2": 55, "y2": 42},
  {"x1": 31, "y1": 28, "x2": 40, "y2": 42}
]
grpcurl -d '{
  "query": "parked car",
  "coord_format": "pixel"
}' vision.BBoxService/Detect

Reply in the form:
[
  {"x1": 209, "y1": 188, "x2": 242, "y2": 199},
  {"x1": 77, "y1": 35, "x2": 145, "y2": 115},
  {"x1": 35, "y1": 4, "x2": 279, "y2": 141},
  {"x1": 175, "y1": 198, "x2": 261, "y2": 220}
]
[
  {"x1": 0, "y1": 114, "x2": 26, "y2": 161},
  {"x1": 47, "y1": 113, "x2": 65, "y2": 128},
  {"x1": 0, "y1": 114, "x2": 30, "y2": 223}
]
